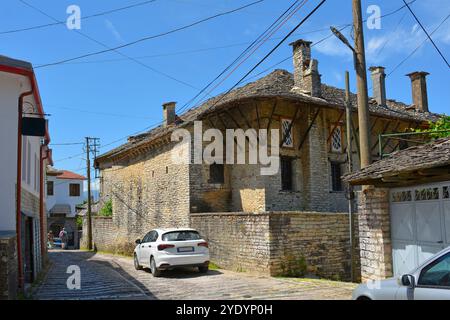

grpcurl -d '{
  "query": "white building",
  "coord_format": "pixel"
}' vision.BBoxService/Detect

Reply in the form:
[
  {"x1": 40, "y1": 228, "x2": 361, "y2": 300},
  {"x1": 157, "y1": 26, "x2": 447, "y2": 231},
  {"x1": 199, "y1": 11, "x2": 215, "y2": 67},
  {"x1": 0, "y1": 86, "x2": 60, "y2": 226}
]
[
  {"x1": 0, "y1": 55, "x2": 51, "y2": 299},
  {"x1": 46, "y1": 168, "x2": 86, "y2": 249}
]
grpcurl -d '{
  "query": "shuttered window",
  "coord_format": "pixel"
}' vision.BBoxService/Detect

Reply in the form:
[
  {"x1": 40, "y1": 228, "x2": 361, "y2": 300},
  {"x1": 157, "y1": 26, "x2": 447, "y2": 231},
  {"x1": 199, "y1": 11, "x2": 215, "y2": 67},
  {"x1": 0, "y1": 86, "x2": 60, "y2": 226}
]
[{"x1": 69, "y1": 183, "x2": 80, "y2": 197}]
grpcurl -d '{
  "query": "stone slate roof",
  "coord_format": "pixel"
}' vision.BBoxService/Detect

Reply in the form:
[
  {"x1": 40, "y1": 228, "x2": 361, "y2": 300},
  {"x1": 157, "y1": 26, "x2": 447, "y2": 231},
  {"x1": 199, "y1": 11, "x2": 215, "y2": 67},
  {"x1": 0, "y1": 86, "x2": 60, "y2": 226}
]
[
  {"x1": 343, "y1": 137, "x2": 450, "y2": 185},
  {"x1": 97, "y1": 69, "x2": 441, "y2": 162}
]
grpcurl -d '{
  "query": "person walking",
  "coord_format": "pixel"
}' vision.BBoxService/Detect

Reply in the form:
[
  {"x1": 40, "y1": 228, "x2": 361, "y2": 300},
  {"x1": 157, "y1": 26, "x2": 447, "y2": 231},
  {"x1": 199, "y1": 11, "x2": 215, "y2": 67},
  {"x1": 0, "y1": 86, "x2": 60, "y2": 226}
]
[
  {"x1": 59, "y1": 227, "x2": 68, "y2": 250},
  {"x1": 47, "y1": 230, "x2": 54, "y2": 249}
]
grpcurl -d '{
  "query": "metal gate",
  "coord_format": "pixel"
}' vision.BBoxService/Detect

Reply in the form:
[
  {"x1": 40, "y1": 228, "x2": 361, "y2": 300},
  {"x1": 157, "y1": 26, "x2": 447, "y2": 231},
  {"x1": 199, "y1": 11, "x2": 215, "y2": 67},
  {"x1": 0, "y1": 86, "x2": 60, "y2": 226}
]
[{"x1": 390, "y1": 182, "x2": 450, "y2": 276}]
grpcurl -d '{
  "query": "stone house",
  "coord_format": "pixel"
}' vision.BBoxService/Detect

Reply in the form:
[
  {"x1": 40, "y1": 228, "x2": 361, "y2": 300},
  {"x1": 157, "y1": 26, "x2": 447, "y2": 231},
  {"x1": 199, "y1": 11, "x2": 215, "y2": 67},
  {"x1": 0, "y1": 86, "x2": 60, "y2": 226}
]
[
  {"x1": 93, "y1": 39, "x2": 440, "y2": 279},
  {"x1": 344, "y1": 137, "x2": 450, "y2": 282},
  {"x1": 0, "y1": 55, "x2": 51, "y2": 299},
  {"x1": 46, "y1": 167, "x2": 86, "y2": 249}
]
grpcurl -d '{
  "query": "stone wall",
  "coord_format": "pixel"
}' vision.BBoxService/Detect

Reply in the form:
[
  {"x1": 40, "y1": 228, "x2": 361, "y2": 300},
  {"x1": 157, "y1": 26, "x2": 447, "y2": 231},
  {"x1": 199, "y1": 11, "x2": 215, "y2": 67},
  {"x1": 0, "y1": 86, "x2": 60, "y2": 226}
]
[
  {"x1": 357, "y1": 187, "x2": 393, "y2": 281},
  {"x1": 0, "y1": 232, "x2": 17, "y2": 300},
  {"x1": 100, "y1": 140, "x2": 190, "y2": 245},
  {"x1": 191, "y1": 211, "x2": 359, "y2": 280},
  {"x1": 80, "y1": 216, "x2": 134, "y2": 255},
  {"x1": 191, "y1": 213, "x2": 271, "y2": 273}
]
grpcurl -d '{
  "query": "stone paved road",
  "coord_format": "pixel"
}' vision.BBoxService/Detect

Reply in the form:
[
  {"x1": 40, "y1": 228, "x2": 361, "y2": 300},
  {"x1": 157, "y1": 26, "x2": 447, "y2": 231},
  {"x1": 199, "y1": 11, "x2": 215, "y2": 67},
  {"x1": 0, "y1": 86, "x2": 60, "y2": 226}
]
[{"x1": 33, "y1": 250, "x2": 357, "y2": 300}]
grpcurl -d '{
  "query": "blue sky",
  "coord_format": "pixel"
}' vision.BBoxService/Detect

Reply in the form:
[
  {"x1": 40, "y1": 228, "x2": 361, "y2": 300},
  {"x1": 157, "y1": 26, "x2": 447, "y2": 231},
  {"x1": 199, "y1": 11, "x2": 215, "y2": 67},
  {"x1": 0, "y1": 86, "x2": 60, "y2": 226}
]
[{"x1": 1, "y1": 0, "x2": 449, "y2": 178}]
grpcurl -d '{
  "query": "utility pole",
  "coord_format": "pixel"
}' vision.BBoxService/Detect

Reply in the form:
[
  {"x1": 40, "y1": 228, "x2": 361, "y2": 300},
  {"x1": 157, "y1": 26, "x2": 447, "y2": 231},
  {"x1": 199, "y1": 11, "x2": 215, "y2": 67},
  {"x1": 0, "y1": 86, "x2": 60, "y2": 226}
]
[
  {"x1": 345, "y1": 71, "x2": 355, "y2": 282},
  {"x1": 352, "y1": 0, "x2": 371, "y2": 168},
  {"x1": 85, "y1": 137, "x2": 93, "y2": 250}
]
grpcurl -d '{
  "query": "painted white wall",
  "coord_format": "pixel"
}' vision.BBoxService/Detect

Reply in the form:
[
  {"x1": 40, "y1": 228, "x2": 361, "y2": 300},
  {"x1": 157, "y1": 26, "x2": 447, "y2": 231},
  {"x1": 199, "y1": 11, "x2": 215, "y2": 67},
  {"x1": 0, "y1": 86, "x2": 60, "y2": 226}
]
[
  {"x1": 0, "y1": 71, "x2": 44, "y2": 231},
  {"x1": 46, "y1": 175, "x2": 85, "y2": 217}
]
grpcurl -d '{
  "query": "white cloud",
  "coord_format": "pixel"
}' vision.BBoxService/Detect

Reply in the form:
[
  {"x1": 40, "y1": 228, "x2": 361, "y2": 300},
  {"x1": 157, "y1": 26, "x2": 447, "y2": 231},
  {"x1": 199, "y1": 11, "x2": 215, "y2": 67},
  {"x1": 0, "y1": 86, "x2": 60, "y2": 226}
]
[
  {"x1": 104, "y1": 19, "x2": 125, "y2": 43},
  {"x1": 311, "y1": 32, "x2": 353, "y2": 60}
]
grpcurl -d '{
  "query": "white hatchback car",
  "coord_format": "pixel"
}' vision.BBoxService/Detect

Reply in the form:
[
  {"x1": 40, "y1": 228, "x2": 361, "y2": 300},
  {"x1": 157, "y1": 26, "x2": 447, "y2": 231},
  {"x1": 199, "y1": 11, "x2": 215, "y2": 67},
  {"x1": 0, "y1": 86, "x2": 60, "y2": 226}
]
[
  {"x1": 353, "y1": 246, "x2": 450, "y2": 300},
  {"x1": 133, "y1": 228, "x2": 210, "y2": 277}
]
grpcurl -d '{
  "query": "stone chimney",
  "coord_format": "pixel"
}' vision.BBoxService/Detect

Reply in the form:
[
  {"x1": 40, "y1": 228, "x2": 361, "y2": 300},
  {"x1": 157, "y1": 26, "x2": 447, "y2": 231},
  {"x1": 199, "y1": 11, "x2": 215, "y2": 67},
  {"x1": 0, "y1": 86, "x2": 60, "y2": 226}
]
[
  {"x1": 162, "y1": 101, "x2": 176, "y2": 126},
  {"x1": 289, "y1": 39, "x2": 321, "y2": 97},
  {"x1": 406, "y1": 71, "x2": 429, "y2": 112},
  {"x1": 369, "y1": 66, "x2": 386, "y2": 106}
]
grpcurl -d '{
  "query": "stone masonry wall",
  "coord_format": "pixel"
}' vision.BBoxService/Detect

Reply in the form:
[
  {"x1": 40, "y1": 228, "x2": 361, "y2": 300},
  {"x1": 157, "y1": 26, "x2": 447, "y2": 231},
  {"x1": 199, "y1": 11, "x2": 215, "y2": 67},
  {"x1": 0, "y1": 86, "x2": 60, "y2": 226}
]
[
  {"x1": 191, "y1": 211, "x2": 359, "y2": 280},
  {"x1": 357, "y1": 187, "x2": 393, "y2": 281},
  {"x1": 191, "y1": 213, "x2": 271, "y2": 273},
  {"x1": 100, "y1": 140, "x2": 190, "y2": 247},
  {"x1": 0, "y1": 232, "x2": 17, "y2": 300},
  {"x1": 79, "y1": 216, "x2": 130, "y2": 254}
]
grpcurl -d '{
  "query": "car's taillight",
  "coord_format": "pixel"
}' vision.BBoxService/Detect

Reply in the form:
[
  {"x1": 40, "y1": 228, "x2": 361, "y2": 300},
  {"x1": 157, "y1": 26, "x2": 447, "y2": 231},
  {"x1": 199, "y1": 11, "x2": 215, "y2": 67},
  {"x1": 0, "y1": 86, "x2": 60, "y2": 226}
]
[
  {"x1": 157, "y1": 244, "x2": 175, "y2": 251},
  {"x1": 198, "y1": 242, "x2": 208, "y2": 248}
]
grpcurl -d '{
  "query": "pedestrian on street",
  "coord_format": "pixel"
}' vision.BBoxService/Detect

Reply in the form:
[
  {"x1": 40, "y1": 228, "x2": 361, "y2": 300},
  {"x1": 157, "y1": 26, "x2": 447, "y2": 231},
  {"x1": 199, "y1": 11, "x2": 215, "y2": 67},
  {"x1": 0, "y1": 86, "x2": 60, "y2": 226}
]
[
  {"x1": 59, "y1": 227, "x2": 68, "y2": 250},
  {"x1": 47, "y1": 230, "x2": 54, "y2": 249}
]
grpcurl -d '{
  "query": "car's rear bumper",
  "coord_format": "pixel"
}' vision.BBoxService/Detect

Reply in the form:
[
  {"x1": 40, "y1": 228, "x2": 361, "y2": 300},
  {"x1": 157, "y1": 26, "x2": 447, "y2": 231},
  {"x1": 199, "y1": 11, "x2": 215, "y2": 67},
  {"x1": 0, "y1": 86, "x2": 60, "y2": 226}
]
[{"x1": 155, "y1": 253, "x2": 210, "y2": 269}]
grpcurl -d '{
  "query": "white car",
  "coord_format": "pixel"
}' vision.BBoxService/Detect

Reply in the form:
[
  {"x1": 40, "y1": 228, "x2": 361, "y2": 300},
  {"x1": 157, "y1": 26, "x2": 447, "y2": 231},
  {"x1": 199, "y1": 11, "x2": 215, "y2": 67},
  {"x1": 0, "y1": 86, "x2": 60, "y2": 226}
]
[
  {"x1": 353, "y1": 246, "x2": 450, "y2": 300},
  {"x1": 133, "y1": 228, "x2": 210, "y2": 277}
]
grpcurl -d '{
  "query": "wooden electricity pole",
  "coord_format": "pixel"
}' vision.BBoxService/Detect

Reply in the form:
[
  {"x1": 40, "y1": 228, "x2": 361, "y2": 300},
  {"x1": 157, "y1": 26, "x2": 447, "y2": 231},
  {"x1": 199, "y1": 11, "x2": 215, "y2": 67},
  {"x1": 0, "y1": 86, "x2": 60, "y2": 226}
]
[
  {"x1": 345, "y1": 71, "x2": 355, "y2": 282},
  {"x1": 85, "y1": 137, "x2": 93, "y2": 250},
  {"x1": 352, "y1": 0, "x2": 371, "y2": 168}
]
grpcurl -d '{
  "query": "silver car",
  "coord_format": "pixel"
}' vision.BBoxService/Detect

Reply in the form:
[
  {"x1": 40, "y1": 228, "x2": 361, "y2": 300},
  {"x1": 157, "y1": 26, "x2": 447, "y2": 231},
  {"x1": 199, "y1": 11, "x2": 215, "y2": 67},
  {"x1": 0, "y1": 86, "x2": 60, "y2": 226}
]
[{"x1": 353, "y1": 246, "x2": 450, "y2": 300}]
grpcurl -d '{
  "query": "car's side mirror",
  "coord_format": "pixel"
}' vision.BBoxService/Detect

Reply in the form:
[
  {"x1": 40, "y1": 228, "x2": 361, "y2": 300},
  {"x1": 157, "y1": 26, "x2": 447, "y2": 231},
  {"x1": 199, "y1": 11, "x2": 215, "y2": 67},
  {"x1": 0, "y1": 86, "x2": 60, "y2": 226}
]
[
  {"x1": 401, "y1": 274, "x2": 415, "y2": 289},
  {"x1": 135, "y1": 239, "x2": 141, "y2": 244}
]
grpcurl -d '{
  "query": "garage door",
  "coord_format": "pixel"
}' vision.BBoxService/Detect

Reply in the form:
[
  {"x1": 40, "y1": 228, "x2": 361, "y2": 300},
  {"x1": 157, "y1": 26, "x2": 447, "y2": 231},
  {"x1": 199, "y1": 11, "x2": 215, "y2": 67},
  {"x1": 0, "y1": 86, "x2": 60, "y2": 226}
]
[{"x1": 390, "y1": 182, "x2": 450, "y2": 276}]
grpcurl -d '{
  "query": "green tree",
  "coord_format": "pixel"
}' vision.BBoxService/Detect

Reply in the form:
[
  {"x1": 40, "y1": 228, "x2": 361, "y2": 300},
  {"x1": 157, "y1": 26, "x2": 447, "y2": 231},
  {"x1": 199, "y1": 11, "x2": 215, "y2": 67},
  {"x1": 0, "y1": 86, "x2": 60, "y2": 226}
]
[{"x1": 416, "y1": 115, "x2": 450, "y2": 138}]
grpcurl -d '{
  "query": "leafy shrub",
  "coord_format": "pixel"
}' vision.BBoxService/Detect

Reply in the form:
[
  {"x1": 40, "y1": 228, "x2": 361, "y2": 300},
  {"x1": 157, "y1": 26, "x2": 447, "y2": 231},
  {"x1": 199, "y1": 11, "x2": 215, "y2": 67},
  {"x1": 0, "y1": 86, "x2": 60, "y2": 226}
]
[{"x1": 99, "y1": 199, "x2": 113, "y2": 217}]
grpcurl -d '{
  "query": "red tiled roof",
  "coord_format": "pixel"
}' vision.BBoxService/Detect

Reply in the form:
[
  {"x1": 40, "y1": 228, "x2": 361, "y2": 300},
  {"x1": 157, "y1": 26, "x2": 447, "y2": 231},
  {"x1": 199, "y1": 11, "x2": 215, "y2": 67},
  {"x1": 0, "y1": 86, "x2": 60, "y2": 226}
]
[{"x1": 56, "y1": 170, "x2": 86, "y2": 180}]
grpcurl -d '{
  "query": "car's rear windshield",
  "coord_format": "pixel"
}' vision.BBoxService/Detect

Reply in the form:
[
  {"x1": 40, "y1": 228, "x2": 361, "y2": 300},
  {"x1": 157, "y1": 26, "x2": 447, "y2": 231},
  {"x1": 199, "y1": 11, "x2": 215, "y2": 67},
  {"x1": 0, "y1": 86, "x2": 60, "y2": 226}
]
[{"x1": 162, "y1": 230, "x2": 201, "y2": 241}]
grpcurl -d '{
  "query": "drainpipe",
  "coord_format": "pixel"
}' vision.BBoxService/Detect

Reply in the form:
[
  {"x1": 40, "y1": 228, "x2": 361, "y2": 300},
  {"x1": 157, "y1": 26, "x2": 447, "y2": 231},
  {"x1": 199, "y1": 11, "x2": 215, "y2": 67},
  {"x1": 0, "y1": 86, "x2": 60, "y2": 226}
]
[
  {"x1": 16, "y1": 89, "x2": 34, "y2": 289},
  {"x1": 39, "y1": 145, "x2": 49, "y2": 258}
]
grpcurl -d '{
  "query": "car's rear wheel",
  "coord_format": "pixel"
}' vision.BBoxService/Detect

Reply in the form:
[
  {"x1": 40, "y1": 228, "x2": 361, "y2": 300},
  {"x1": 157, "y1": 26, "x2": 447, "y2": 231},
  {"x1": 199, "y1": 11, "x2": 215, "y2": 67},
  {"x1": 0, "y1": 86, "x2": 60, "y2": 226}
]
[
  {"x1": 134, "y1": 254, "x2": 142, "y2": 270},
  {"x1": 198, "y1": 266, "x2": 209, "y2": 273},
  {"x1": 150, "y1": 257, "x2": 161, "y2": 277}
]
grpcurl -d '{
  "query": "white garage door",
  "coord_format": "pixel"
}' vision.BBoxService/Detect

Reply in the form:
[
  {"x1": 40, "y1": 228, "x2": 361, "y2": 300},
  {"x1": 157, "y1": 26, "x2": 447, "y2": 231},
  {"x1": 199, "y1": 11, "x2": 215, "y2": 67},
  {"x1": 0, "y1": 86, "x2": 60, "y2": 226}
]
[{"x1": 390, "y1": 182, "x2": 450, "y2": 276}]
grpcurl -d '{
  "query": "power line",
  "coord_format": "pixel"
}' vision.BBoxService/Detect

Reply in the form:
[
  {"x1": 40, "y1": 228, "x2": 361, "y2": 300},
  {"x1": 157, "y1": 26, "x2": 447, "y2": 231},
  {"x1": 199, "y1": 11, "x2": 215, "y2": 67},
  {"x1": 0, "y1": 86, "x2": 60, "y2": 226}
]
[
  {"x1": 182, "y1": 0, "x2": 416, "y2": 111},
  {"x1": 388, "y1": 12, "x2": 450, "y2": 77},
  {"x1": 50, "y1": 142, "x2": 84, "y2": 146},
  {"x1": 2, "y1": 0, "x2": 157, "y2": 35},
  {"x1": 18, "y1": 0, "x2": 202, "y2": 91},
  {"x1": 84, "y1": 1, "x2": 308, "y2": 153},
  {"x1": 177, "y1": 0, "x2": 306, "y2": 114},
  {"x1": 37, "y1": 25, "x2": 335, "y2": 66},
  {"x1": 34, "y1": 0, "x2": 265, "y2": 69},
  {"x1": 185, "y1": 0, "x2": 310, "y2": 112},
  {"x1": 46, "y1": 105, "x2": 154, "y2": 120},
  {"x1": 201, "y1": 0, "x2": 327, "y2": 113},
  {"x1": 402, "y1": 0, "x2": 450, "y2": 68}
]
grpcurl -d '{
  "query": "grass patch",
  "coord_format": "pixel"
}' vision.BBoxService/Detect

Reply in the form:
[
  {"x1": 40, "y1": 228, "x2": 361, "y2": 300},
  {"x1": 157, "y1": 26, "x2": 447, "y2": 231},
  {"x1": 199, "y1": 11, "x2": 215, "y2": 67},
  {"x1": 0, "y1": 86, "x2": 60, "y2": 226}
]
[{"x1": 208, "y1": 262, "x2": 221, "y2": 270}]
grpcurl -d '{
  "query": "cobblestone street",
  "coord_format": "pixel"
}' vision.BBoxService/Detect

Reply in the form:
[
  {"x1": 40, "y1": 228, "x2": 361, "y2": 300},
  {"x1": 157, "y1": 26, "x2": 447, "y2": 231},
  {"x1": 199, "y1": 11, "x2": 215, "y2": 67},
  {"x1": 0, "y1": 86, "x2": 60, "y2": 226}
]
[{"x1": 33, "y1": 250, "x2": 357, "y2": 300}]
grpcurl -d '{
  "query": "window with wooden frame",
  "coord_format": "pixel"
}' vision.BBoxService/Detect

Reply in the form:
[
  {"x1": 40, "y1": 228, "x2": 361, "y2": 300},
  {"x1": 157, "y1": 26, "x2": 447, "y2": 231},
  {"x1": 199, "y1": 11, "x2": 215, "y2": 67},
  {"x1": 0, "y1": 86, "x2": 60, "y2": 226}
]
[
  {"x1": 69, "y1": 183, "x2": 80, "y2": 197},
  {"x1": 47, "y1": 181, "x2": 54, "y2": 196},
  {"x1": 330, "y1": 161, "x2": 343, "y2": 192},
  {"x1": 281, "y1": 118, "x2": 294, "y2": 148},
  {"x1": 281, "y1": 156, "x2": 293, "y2": 191},
  {"x1": 330, "y1": 124, "x2": 343, "y2": 153}
]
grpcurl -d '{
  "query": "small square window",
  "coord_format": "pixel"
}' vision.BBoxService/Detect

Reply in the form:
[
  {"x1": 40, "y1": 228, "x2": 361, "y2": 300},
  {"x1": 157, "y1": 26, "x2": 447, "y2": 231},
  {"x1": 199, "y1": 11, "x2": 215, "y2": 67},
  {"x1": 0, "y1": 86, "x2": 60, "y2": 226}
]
[{"x1": 209, "y1": 163, "x2": 224, "y2": 184}]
